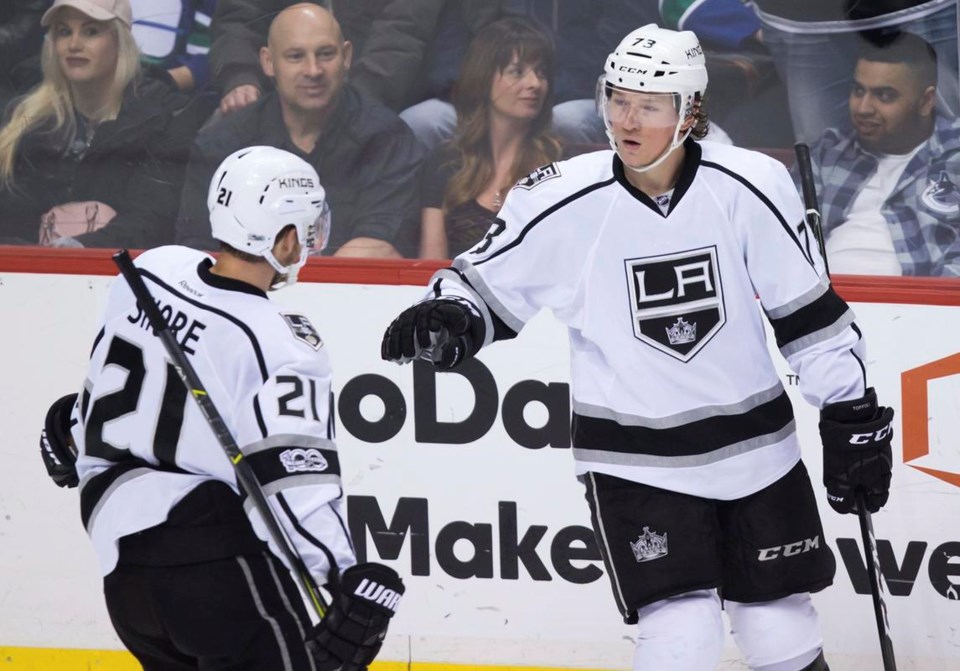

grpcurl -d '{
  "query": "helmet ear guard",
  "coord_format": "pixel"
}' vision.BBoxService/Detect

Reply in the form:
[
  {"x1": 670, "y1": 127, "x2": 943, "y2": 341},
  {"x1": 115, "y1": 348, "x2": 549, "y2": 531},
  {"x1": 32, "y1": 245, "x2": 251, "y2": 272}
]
[
  {"x1": 207, "y1": 146, "x2": 330, "y2": 288},
  {"x1": 598, "y1": 24, "x2": 709, "y2": 173}
]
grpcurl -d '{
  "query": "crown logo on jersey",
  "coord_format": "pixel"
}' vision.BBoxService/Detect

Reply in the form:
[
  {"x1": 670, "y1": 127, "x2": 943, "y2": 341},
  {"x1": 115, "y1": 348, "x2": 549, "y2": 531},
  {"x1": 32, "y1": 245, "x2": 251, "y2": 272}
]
[
  {"x1": 630, "y1": 526, "x2": 669, "y2": 563},
  {"x1": 665, "y1": 317, "x2": 697, "y2": 345}
]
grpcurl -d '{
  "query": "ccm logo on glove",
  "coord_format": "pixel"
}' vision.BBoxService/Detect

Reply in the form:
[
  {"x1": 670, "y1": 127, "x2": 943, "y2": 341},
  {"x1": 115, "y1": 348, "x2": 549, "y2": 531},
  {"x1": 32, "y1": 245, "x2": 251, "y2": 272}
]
[{"x1": 849, "y1": 422, "x2": 893, "y2": 445}]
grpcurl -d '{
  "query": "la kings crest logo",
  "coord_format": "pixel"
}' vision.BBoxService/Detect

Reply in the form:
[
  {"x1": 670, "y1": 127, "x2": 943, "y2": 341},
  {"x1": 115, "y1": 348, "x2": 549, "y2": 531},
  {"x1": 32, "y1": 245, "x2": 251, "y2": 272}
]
[
  {"x1": 514, "y1": 163, "x2": 560, "y2": 190},
  {"x1": 282, "y1": 313, "x2": 323, "y2": 350},
  {"x1": 625, "y1": 246, "x2": 725, "y2": 362}
]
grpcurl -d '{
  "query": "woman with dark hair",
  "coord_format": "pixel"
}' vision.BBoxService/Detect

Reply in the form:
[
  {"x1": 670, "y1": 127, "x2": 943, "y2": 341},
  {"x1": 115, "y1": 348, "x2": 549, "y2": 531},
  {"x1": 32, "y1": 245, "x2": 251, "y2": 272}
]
[
  {"x1": 419, "y1": 16, "x2": 562, "y2": 259},
  {"x1": 0, "y1": 0, "x2": 208, "y2": 248}
]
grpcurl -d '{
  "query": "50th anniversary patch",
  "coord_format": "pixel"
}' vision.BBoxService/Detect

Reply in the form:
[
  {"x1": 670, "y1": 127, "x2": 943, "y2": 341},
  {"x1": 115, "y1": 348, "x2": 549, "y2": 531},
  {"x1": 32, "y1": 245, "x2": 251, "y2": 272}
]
[{"x1": 624, "y1": 246, "x2": 725, "y2": 362}]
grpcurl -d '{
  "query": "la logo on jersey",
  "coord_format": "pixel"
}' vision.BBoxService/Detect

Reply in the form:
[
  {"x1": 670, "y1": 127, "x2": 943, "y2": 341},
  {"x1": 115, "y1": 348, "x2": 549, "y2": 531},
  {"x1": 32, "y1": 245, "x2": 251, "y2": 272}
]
[
  {"x1": 282, "y1": 313, "x2": 323, "y2": 350},
  {"x1": 624, "y1": 246, "x2": 725, "y2": 362}
]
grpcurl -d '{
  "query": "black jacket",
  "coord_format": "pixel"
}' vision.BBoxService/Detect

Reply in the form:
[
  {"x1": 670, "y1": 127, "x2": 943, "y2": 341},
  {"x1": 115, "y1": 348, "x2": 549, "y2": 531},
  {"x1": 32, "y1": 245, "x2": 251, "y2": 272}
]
[
  {"x1": 175, "y1": 85, "x2": 424, "y2": 256},
  {"x1": 0, "y1": 72, "x2": 212, "y2": 247},
  {"x1": 209, "y1": 0, "x2": 449, "y2": 111},
  {"x1": 0, "y1": 0, "x2": 50, "y2": 98}
]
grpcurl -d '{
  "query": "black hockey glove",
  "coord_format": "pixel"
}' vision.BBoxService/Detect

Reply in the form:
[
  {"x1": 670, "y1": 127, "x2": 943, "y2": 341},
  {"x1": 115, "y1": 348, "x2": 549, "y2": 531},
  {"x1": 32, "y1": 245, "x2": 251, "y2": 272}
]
[
  {"x1": 39, "y1": 393, "x2": 79, "y2": 488},
  {"x1": 381, "y1": 297, "x2": 485, "y2": 370},
  {"x1": 306, "y1": 563, "x2": 405, "y2": 671},
  {"x1": 819, "y1": 388, "x2": 894, "y2": 515}
]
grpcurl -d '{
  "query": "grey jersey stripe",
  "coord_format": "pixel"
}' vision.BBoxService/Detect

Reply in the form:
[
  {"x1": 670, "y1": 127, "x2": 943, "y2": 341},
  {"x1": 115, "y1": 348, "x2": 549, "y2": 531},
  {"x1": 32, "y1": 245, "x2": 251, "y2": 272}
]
[
  {"x1": 451, "y1": 258, "x2": 526, "y2": 335},
  {"x1": 573, "y1": 383, "x2": 785, "y2": 430},
  {"x1": 572, "y1": 420, "x2": 796, "y2": 468},
  {"x1": 242, "y1": 434, "x2": 337, "y2": 455},
  {"x1": 779, "y1": 310, "x2": 855, "y2": 358},
  {"x1": 244, "y1": 473, "x2": 343, "y2": 501},
  {"x1": 765, "y1": 279, "x2": 830, "y2": 320},
  {"x1": 82, "y1": 467, "x2": 154, "y2": 533}
]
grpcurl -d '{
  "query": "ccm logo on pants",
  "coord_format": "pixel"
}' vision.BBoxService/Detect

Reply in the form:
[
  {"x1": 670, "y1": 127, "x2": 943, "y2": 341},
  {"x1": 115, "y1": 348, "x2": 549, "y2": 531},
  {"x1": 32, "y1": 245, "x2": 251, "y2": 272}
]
[{"x1": 758, "y1": 536, "x2": 821, "y2": 561}]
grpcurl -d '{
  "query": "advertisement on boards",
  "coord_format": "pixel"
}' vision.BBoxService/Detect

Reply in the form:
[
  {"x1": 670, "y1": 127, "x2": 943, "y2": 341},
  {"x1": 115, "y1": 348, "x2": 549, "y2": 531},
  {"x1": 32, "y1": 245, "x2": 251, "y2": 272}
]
[{"x1": 0, "y1": 270, "x2": 957, "y2": 670}]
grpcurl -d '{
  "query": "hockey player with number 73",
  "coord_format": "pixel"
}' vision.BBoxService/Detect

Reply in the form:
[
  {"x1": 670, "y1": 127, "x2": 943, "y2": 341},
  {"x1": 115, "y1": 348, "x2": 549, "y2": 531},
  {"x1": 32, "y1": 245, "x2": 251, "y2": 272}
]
[{"x1": 381, "y1": 24, "x2": 894, "y2": 671}]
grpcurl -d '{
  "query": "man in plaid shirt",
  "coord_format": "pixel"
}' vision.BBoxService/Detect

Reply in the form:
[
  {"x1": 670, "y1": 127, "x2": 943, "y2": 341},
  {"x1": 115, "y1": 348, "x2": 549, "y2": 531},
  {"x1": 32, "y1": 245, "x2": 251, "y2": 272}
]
[{"x1": 805, "y1": 31, "x2": 960, "y2": 277}]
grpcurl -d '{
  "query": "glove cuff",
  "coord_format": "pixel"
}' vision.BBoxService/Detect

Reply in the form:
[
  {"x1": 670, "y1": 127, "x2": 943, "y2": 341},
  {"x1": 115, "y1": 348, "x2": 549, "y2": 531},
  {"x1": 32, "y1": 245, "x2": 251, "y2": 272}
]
[{"x1": 820, "y1": 387, "x2": 877, "y2": 423}]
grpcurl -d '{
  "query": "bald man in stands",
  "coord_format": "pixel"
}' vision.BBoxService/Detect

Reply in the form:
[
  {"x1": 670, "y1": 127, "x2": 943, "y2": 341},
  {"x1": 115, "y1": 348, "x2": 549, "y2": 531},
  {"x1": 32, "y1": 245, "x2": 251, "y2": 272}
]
[{"x1": 176, "y1": 3, "x2": 424, "y2": 257}]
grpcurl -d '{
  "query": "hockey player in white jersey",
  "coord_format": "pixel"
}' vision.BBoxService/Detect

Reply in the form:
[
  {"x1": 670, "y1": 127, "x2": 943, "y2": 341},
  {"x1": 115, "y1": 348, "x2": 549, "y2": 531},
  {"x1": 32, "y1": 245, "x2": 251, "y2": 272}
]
[
  {"x1": 382, "y1": 25, "x2": 894, "y2": 671},
  {"x1": 40, "y1": 146, "x2": 403, "y2": 671}
]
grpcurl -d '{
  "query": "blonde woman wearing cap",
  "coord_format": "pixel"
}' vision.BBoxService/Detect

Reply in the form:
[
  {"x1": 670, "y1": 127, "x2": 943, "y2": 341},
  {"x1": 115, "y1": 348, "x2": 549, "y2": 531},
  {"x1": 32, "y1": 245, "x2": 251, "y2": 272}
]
[{"x1": 0, "y1": 0, "x2": 208, "y2": 248}]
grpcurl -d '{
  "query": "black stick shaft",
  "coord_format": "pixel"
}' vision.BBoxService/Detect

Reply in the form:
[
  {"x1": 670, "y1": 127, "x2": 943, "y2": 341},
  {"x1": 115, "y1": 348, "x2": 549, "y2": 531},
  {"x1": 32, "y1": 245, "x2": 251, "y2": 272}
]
[
  {"x1": 793, "y1": 145, "x2": 895, "y2": 670},
  {"x1": 112, "y1": 249, "x2": 327, "y2": 618},
  {"x1": 793, "y1": 143, "x2": 830, "y2": 276},
  {"x1": 857, "y1": 490, "x2": 898, "y2": 670}
]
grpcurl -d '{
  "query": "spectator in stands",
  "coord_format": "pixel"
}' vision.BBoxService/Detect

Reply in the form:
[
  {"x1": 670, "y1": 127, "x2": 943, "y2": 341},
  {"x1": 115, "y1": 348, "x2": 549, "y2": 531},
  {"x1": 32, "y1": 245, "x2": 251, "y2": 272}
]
[
  {"x1": 752, "y1": 0, "x2": 959, "y2": 144},
  {"x1": 807, "y1": 32, "x2": 960, "y2": 276},
  {"x1": 0, "y1": 0, "x2": 52, "y2": 113},
  {"x1": 131, "y1": 0, "x2": 217, "y2": 92},
  {"x1": 401, "y1": 2, "x2": 643, "y2": 152},
  {"x1": 0, "y1": 0, "x2": 207, "y2": 248},
  {"x1": 419, "y1": 17, "x2": 561, "y2": 259},
  {"x1": 176, "y1": 3, "x2": 423, "y2": 257}
]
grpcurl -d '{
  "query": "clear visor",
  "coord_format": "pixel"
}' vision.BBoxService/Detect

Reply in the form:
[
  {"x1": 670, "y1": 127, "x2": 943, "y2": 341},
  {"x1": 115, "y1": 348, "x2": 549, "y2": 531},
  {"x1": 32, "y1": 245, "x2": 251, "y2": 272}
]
[
  {"x1": 599, "y1": 84, "x2": 681, "y2": 130},
  {"x1": 305, "y1": 200, "x2": 332, "y2": 253},
  {"x1": 273, "y1": 196, "x2": 331, "y2": 253}
]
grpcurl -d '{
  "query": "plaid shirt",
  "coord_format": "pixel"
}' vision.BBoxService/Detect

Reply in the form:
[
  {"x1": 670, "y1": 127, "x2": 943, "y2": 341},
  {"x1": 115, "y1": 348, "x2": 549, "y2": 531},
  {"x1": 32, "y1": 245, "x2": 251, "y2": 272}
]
[{"x1": 805, "y1": 114, "x2": 960, "y2": 277}]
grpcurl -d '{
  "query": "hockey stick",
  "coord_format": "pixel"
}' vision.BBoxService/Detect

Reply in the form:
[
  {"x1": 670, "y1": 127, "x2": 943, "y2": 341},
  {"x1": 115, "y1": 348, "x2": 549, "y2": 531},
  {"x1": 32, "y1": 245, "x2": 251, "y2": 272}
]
[
  {"x1": 794, "y1": 144, "x2": 897, "y2": 671},
  {"x1": 112, "y1": 249, "x2": 328, "y2": 619}
]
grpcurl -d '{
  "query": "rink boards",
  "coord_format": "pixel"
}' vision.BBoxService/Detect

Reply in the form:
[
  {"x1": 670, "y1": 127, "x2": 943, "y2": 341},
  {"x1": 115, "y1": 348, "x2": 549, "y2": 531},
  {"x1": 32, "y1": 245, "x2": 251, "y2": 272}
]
[{"x1": 0, "y1": 252, "x2": 958, "y2": 670}]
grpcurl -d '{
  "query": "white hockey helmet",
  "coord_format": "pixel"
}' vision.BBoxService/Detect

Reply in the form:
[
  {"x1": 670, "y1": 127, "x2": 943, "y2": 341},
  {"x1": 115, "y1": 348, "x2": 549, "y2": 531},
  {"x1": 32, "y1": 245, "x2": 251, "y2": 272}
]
[
  {"x1": 208, "y1": 146, "x2": 330, "y2": 288},
  {"x1": 597, "y1": 24, "x2": 708, "y2": 172}
]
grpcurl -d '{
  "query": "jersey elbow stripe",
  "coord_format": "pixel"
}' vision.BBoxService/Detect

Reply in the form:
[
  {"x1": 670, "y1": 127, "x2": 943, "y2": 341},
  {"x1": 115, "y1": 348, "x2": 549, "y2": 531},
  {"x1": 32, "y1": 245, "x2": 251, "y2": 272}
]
[
  {"x1": 767, "y1": 287, "x2": 854, "y2": 355},
  {"x1": 450, "y1": 259, "x2": 525, "y2": 335},
  {"x1": 572, "y1": 389, "x2": 794, "y2": 460}
]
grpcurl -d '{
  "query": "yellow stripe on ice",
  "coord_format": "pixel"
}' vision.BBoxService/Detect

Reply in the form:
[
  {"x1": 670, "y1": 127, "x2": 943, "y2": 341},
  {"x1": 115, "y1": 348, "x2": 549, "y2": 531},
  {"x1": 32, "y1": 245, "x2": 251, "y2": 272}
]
[{"x1": 0, "y1": 647, "x2": 613, "y2": 671}]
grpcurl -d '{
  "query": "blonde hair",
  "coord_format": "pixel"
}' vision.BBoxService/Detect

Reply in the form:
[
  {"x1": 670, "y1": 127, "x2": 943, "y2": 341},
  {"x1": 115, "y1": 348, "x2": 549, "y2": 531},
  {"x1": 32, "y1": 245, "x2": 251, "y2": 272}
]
[
  {"x1": 0, "y1": 14, "x2": 141, "y2": 188},
  {"x1": 444, "y1": 17, "x2": 561, "y2": 212}
]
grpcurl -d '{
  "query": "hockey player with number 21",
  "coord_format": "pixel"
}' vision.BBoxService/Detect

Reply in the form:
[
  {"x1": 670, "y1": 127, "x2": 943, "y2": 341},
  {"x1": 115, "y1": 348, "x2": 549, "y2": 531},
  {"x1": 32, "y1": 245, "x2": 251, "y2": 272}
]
[
  {"x1": 40, "y1": 146, "x2": 403, "y2": 671},
  {"x1": 382, "y1": 24, "x2": 895, "y2": 671}
]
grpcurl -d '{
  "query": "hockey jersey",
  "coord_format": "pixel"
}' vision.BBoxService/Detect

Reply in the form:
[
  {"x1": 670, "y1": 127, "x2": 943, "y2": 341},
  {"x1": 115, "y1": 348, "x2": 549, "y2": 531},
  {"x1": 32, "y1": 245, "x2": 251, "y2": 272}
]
[
  {"x1": 72, "y1": 246, "x2": 355, "y2": 580},
  {"x1": 429, "y1": 141, "x2": 868, "y2": 500}
]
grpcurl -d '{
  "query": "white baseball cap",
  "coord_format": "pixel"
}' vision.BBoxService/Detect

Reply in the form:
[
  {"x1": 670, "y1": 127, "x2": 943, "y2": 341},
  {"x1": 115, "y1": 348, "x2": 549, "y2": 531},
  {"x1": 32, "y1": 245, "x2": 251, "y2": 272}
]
[{"x1": 41, "y1": 0, "x2": 133, "y2": 27}]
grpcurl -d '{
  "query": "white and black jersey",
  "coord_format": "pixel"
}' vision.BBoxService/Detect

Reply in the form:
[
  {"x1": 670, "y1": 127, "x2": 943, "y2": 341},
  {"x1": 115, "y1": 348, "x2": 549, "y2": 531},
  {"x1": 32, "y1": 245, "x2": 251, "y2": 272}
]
[
  {"x1": 430, "y1": 141, "x2": 867, "y2": 500},
  {"x1": 72, "y1": 246, "x2": 355, "y2": 580}
]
